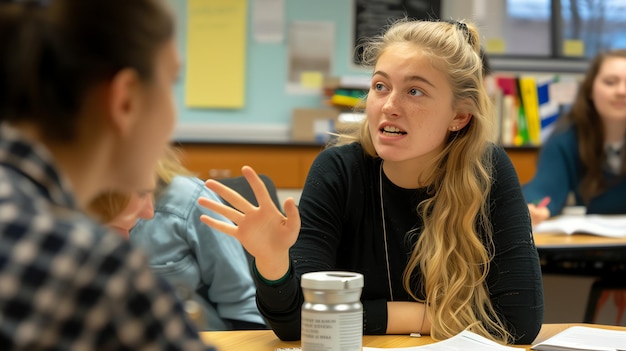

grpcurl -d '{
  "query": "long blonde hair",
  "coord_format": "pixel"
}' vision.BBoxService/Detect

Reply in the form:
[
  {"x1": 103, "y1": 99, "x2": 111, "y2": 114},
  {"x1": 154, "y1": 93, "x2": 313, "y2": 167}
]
[
  {"x1": 155, "y1": 145, "x2": 196, "y2": 185},
  {"x1": 336, "y1": 19, "x2": 508, "y2": 342}
]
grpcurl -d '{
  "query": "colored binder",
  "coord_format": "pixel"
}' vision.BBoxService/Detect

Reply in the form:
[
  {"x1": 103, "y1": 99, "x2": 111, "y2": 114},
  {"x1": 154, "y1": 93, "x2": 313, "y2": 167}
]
[{"x1": 518, "y1": 76, "x2": 541, "y2": 145}]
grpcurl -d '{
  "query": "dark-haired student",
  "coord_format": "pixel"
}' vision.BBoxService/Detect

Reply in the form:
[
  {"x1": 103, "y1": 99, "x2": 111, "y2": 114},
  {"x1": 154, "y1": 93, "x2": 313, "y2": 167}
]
[
  {"x1": 199, "y1": 19, "x2": 543, "y2": 345},
  {"x1": 524, "y1": 49, "x2": 626, "y2": 225},
  {"x1": 0, "y1": 0, "x2": 215, "y2": 349}
]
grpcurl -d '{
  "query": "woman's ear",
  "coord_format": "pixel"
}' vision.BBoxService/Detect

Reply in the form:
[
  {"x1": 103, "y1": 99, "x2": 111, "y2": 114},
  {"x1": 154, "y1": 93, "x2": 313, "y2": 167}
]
[
  {"x1": 107, "y1": 68, "x2": 142, "y2": 137},
  {"x1": 449, "y1": 110, "x2": 473, "y2": 131}
]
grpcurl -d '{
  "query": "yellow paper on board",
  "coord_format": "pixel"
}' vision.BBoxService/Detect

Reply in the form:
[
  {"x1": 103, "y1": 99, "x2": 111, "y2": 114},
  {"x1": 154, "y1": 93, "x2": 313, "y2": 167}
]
[
  {"x1": 485, "y1": 38, "x2": 506, "y2": 54},
  {"x1": 186, "y1": 0, "x2": 247, "y2": 108},
  {"x1": 563, "y1": 40, "x2": 585, "y2": 57},
  {"x1": 300, "y1": 71, "x2": 324, "y2": 89}
]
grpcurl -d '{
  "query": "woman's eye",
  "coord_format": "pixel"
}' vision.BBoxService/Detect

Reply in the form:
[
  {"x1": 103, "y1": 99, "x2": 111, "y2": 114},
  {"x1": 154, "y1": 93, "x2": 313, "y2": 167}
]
[
  {"x1": 374, "y1": 83, "x2": 386, "y2": 91},
  {"x1": 408, "y1": 88, "x2": 422, "y2": 96}
]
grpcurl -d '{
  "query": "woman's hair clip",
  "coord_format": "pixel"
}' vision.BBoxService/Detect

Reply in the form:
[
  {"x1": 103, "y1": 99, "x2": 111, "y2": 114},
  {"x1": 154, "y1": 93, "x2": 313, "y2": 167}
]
[
  {"x1": 455, "y1": 21, "x2": 468, "y2": 33},
  {"x1": 443, "y1": 19, "x2": 475, "y2": 47}
]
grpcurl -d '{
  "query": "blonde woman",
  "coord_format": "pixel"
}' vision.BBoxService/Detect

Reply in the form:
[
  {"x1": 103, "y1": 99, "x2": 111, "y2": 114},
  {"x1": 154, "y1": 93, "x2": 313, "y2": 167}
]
[{"x1": 199, "y1": 19, "x2": 543, "y2": 344}]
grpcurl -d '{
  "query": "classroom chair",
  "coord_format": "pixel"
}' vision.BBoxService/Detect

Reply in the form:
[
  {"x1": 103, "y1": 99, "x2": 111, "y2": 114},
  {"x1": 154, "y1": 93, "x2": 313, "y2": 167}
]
[{"x1": 583, "y1": 278, "x2": 626, "y2": 325}]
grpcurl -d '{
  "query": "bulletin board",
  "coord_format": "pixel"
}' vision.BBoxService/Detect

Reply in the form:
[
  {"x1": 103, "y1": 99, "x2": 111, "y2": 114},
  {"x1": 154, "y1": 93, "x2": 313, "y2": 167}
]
[{"x1": 353, "y1": 0, "x2": 441, "y2": 64}]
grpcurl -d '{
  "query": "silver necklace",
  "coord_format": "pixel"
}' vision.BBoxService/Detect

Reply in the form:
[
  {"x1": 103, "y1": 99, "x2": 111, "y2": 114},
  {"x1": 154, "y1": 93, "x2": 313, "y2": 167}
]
[{"x1": 379, "y1": 161, "x2": 395, "y2": 301}]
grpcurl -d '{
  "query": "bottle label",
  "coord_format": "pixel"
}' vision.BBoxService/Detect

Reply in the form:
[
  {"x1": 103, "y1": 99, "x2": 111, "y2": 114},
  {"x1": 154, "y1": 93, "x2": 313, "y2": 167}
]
[{"x1": 301, "y1": 310, "x2": 362, "y2": 351}]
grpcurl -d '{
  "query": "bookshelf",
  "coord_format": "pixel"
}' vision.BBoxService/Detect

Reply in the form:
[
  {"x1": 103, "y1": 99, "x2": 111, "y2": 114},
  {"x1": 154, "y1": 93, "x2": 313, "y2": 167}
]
[{"x1": 491, "y1": 72, "x2": 581, "y2": 148}]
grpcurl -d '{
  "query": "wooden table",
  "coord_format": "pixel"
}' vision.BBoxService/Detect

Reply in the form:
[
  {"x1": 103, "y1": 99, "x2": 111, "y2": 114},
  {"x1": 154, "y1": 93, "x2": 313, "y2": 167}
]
[
  {"x1": 200, "y1": 323, "x2": 626, "y2": 350},
  {"x1": 534, "y1": 232, "x2": 626, "y2": 248},
  {"x1": 533, "y1": 232, "x2": 626, "y2": 276}
]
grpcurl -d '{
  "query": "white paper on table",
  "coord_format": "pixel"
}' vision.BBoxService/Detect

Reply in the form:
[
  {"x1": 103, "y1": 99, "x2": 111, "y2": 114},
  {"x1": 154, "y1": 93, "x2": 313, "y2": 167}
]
[
  {"x1": 531, "y1": 325, "x2": 626, "y2": 351},
  {"x1": 363, "y1": 330, "x2": 525, "y2": 351}
]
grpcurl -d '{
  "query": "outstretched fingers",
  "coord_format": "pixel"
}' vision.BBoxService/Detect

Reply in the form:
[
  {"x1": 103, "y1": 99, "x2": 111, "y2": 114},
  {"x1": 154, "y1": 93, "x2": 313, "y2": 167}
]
[
  {"x1": 241, "y1": 166, "x2": 277, "y2": 211},
  {"x1": 197, "y1": 196, "x2": 245, "y2": 225},
  {"x1": 199, "y1": 212, "x2": 239, "y2": 237},
  {"x1": 204, "y1": 178, "x2": 256, "y2": 213}
]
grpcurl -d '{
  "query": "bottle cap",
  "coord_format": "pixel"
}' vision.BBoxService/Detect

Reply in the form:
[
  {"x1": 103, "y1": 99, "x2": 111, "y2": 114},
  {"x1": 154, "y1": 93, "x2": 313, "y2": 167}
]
[{"x1": 301, "y1": 271, "x2": 364, "y2": 290}]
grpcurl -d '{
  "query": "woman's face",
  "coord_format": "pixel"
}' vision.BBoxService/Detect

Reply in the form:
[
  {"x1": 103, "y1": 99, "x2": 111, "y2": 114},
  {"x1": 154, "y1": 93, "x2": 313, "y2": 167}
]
[
  {"x1": 108, "y1": 191, "x2": 155, "y2": 239},
  {"x1": 592, "y1": 56, "x2": 626, "y2": 123},
  {"x1": 366, "y1": 43, "x2": 468, "y2": 168},
  {"x1": 112, "y1": 39, "x2": 180, "y2": 191}
]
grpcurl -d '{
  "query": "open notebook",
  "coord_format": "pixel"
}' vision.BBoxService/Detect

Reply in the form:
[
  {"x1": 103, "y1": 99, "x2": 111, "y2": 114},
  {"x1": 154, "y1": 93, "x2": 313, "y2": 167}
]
[
  {"x1": 533, "y1": 215, "x2": 626, "y2": 238},
  {"x1": 531, "y1": 325, "x2": 626, "y2": 351}
]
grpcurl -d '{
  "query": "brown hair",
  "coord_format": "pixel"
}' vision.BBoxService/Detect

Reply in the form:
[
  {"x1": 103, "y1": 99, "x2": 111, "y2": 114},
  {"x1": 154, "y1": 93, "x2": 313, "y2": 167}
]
[
  {"x1": 0, "y1": 0, "x2": 174, "y2": 140},
  {"x1": 563, "y1": 49, "x2": 626, "y2": 202}
]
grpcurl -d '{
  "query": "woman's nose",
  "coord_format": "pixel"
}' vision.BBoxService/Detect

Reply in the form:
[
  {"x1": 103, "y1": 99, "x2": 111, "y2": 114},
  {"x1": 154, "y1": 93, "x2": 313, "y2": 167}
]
[
  {"x1": 138, "y1": 194, "x2": 155, "y2": 220},
  {"x1": 618, "y1": 81, "x2": 626, "y2": 95},
  {"x1": 381, "y1": 92, "x2": 400, "y2": 116}
]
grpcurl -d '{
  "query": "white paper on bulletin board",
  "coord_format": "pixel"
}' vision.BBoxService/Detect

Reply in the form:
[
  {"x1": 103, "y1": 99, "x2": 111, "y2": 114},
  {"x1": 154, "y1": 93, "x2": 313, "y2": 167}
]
[
  {"x1": 186, "y1": 0, "x2": 247, "y2": 108},
  {"x1": 253, "y1": 0, "x2": 284, "y2": 43}
]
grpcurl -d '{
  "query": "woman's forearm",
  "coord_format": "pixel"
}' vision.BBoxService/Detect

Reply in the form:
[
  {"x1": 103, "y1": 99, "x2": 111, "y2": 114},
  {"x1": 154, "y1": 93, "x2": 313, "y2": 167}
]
[{"x1": 386, "y1": 301, "x2": 431, "y2": 335}]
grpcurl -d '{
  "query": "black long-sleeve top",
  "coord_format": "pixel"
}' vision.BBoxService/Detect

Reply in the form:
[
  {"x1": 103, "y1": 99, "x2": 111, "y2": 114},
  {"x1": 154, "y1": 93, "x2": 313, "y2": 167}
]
[{"x1": 254, "y1": 142, "x2": 544, "y2": 344}]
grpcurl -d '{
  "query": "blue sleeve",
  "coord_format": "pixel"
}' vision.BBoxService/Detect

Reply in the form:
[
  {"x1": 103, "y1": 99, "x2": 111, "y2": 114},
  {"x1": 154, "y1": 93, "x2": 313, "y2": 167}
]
[
  {"x1": 522, "y1": 129, "x2": 578, "y2": 216},
  {"x1": 184, "y1": 185, "x2": 266, "y2": 327},
  {"x1": 130, "y1": 177, "x2": 265, "y2": 329}
]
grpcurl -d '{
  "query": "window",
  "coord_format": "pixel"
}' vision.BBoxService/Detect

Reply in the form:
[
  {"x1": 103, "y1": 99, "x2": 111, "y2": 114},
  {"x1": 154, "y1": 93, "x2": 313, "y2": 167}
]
[
  {"x1": 560, "y1": 0, "x2": 626, "y2": 58},
  {"x1": 479, "y1": 0, "x2": 626, "y2": 72}
]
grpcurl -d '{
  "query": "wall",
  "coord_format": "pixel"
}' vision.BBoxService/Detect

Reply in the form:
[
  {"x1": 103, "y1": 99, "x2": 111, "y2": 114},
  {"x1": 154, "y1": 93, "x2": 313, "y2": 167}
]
[
  {"x1": 171, "y1": 0, "x2": 359, "y2": 141},
  {"x1": 170, "y1": 0, "x2": 474, "y2": 142}
]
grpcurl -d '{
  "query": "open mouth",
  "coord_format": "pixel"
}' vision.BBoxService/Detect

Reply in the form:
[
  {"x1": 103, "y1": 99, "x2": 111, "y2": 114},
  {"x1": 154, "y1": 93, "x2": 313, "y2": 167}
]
[{"x1": 381, "y1": 125, "x2": 407, "y2": 136}]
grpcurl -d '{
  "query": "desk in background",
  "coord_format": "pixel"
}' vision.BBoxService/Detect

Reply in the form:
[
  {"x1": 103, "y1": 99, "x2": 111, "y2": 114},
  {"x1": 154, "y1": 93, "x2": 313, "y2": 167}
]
[
  {"x1": 200, "y1": 324, "x2": 626, "y2": 350},
  {"x1": 177, "y1": 142, "x2": 539, "y2": 189},
  {"x1": 534, "y1": 232, "x2": 626, "y2": 324},
  {"x1": 533, "y1": 233, "x2": 626, "y2": 276}
]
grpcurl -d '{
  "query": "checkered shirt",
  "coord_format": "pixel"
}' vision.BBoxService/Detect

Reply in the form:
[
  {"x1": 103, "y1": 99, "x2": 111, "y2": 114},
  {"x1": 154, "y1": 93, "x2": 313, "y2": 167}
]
[{"x1": 0, "y1": 124, "x2": 217, "y2": 350}]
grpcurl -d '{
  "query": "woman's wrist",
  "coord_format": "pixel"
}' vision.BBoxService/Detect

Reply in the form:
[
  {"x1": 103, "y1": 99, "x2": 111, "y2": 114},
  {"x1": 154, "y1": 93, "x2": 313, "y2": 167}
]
[
  {"x1": 253, "y1": 262, "x2": 291, "y2": 286},
  {"x1": 253, "y1": 253, "x2": 291, "y2": 282}
]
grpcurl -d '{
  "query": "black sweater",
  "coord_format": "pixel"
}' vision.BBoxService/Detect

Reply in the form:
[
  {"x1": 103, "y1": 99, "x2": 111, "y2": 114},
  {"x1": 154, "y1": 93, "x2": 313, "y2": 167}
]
[{"x1": 254, "y1": 143, "x2": 544, "y2": 344}]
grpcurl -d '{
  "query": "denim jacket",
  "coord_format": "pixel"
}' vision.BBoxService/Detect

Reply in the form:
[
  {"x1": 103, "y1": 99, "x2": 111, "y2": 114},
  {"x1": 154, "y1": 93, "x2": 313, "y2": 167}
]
[{"x1": 130, "y1": 176, "x2": 265, "y2": 330}]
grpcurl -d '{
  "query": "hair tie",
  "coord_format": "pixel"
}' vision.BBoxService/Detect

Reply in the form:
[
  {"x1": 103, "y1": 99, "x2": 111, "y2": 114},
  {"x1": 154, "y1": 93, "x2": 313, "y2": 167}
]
[{"x1": 444, "y1": 19, "x2": 475, "y2": 47}]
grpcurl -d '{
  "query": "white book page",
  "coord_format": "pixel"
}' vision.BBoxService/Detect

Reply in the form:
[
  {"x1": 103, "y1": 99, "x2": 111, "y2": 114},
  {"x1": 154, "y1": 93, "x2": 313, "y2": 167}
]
[
  {"x1": 533, "y1": 215, "x2": 626, "y2": 238},
  {"x1": 363, "y1": 330, "x2": 524, "y2": 351},
  {"x1": 531, "y1": 326, "x2": 626, "y2": 351}
]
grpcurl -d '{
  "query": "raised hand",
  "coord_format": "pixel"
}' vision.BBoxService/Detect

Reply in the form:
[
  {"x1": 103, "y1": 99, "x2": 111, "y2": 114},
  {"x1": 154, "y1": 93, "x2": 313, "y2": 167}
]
[
  {"x1": 527, "y1": 203, "x2": 550, "y2": 227},
  {"x1": 198, "y1": 166, "x2": 300, "y2": 280}
]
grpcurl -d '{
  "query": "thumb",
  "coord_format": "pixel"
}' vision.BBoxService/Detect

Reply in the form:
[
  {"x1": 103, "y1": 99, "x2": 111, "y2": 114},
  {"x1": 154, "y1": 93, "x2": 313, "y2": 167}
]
[{"x1": 283, "y1": 197, "x2": 301, "y2": 232}]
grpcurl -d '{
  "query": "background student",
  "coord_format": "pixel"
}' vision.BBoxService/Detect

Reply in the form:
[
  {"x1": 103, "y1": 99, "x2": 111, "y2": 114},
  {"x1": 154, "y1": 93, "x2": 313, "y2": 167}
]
[
  {"x1": 199, "y1": 19, "x2": 543, "y2": 344},
  {"x1": 130, "y1": 147, "x2": 267, "y2": 331},
  {"x1": 0, "y1": 0, "x2": 214, "y2": 349},
  {"x1": 89, "y1": 190, "x2": 155, "y2": 239},
  {"x1": 89, "y1": 152, "x2": 267, "y2": 332},
  {"x1": 524, "y1": 49, "x2": 626, "y2": 225}
]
